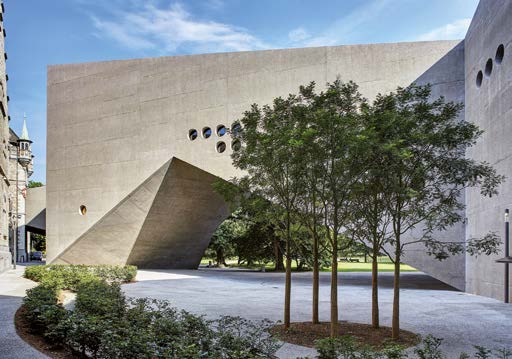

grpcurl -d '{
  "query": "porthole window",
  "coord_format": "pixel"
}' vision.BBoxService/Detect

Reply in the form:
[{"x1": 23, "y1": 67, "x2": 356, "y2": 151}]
[
  {"x1": 496, "y1": 44, "x2": 505, "y2": 64},
  {"x1": 216, "y1": 125, "x2": 226, "y2": 137},
  {"x1": 79, "y1": 205, "x2": 87, "y2": 216},
  {"x1": 476, "y1": 70, "x2": 483, "y2": 88},
  {"x1": 484, "y1": 58, "x2": 493, "y2": 77},
  {"x1": 202, "y1": 127, "x2": 212, "y2": 139},
  {"x1": 231, "y1": 139, "x2": 241, "y2": 152},
  {"x1": 216, "y1": 141, "x2": 226, "y2": 153},
  {"x1": 188, "y1": 129, "x2": 198, "y2": 141},
  {"x1": 231, "y1": 123, "x2": 242, "y2": 136}
]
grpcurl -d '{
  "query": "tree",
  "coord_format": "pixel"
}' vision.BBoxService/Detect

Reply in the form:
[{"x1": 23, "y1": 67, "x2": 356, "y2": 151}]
[
  {"x1": 293, "y1": 82, "x2": 326, "y2": 324},
  {"x1": 31, "y1": 234, "x2": 46, "y2": 252},
  {"x1": 213, "y1": 181, "x2": 286, "y2": 271},
  {"x1": 345, "y1": 101, "x2": 396, "y2": 329},
  {"x1": 303, "y1": 80, "x2": 367, "y2": 337},
  {"x1": 230, "y1": 95, "x2": 307, "y2": 329},
  {"x1": 28, "y1": 181, "x2": 44, "y2": 188},
  {"x1": 370, "y1": 84, "x2": 504, "y2": 339},
  {"x1": 206, "y1": 217, "x2": 238, "y2": 267}
]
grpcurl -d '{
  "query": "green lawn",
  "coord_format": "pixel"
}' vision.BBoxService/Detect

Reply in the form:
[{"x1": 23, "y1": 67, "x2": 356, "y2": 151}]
[{"x1": 200, "y1": 257, "x2": 417, "y2": 272}]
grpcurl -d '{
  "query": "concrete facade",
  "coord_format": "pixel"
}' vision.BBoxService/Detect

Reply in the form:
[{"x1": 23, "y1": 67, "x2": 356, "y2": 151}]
[
  {"x1": 46, "y1": 0, "x2": 511, "y2": 300},
  {"x1": 25, "y1": 186, "x2": 46, "y2": 235},
  {"x1": 464, "y1": 0, "x2": 512, "y2": 300},
  {"x1": 47, "y1": 40, "x2": 460, "y2": 267}
]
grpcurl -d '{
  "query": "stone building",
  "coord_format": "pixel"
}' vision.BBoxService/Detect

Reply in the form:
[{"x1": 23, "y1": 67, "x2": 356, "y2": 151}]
[
  {"x1": 0, "y1": 0, "x2": 12, "y2": 274},
  {"x1": 46, "y1": 0, "x2": 512, "y2": 301},
  {"x1": 8, "y1": 117, "x2": 33, "y2": 263}
]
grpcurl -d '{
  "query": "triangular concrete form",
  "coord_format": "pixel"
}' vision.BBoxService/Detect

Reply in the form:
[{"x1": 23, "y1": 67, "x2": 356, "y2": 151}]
[{"x1": 53, "y1": 158, "x2": 229, "y2": 268}]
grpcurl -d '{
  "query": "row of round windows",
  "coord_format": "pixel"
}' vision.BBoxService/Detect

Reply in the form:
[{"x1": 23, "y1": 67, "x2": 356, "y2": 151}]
[
  {"x1": 189, "y1": 123, "x2": 241, "y2": 141},
  {"x1": 216, "y1": 140, "x2": 241, "y2": 153},
  {"x1": 476, "y1": 44, "x2": 505, "y2": 88}
]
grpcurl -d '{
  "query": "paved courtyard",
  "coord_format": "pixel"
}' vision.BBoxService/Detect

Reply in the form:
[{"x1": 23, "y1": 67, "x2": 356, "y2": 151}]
[
  {"x1": 123, "y1": 269, "x2": 512, "y2": 358},
  {"x1": 1, "y1": 266, "x2": 511, "y2": 358}
]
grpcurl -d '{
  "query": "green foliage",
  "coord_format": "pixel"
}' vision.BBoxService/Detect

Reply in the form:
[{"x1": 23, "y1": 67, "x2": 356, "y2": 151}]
[
  {"x1": 23, "y1": 265, "x2": 281, "y2": 358},
  {"x1": 314, "y1": 335, "x2": 511, "y2": 359},
  {"x1": 28, "y1": 180, "x2": 44, "y2": 188},
  {"x1": 75, "y1": 279, "x2": 126, "y2": 319},
  {"x1": 23, "y1": 283, "x2": 68, "y2": 343},
  {"x1": 31, "y1": 234, "x2": 46, "y2": 252},
  {"x1": 315, "y1": 335, "x2": 405, "y2": 359},
  {"x1": 414, "y1": 335, "x2": 445, "y2": 359},
  {"x1": 24, "y1": 264, "x2": 137, "y2": 290}
]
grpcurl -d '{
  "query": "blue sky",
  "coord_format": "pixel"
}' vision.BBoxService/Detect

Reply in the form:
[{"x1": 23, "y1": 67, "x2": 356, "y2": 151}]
[{"x1": 5, "y1": 0, "x2": 479, "y2": 182}]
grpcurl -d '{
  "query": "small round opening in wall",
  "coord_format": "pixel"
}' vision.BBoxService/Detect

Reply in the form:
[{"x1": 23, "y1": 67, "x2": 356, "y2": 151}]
[
  {"x1": 484, "y1": 58, "x2": 493, "y2": 77},
  {"x1": 231, "y1": 139, "x2": 241, "y2": 152},
  {"x1": 202, "y1": 127, "x2": 212, "y2": 139},
  {"x1": 188, "y1": 129, "x2": 198, "y2": 141},
  {"x1": 216, "y1": 141, "x2": 226, "y2": 153},
  {"x1": 496, "y1": 44, "x2": 505, "y2": 64},
  {"x1": 79, "y1": 205, "x2": 87, "y2": 216},
  {"x1": 231, "y1": 123, "x2": 242, "y2": 136},
  {"x1": 476, "y1": 70, "x2": 483, "y2": 88},
  {"x1": 217, "y1": 125, "x2": 226, "y2": 137}
]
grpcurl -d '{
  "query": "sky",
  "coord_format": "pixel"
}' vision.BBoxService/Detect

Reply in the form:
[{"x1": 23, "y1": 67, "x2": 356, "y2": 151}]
[{"x1": 4, "y1": 0, "x2": 479, "y2": 183}]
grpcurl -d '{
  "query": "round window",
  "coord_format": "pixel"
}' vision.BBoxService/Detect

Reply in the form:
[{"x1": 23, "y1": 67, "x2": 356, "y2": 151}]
[
  {"x1": 216, "y1": 141, "x2": 226, "y2": 153},
  {"x1": 217, "y1": 125, "x2": 227, "y2": 137},
  {"x1": 79, "y1": 205, "x2": 87, "y2": 216},
  {"x1": 231, "y1": 139, "x2": 241, "y2": 152},
  {"x1": 484, "y1": 58, "x2": 493, "y2": 77},
  {"x1": 189, "y1": 129, "x2": 198, "y2": 141},
  {"x1": 231, "y1": 123, "x2": 242, "y2": 136},
  {"x1": 496, "y1": 44, "x2": 505, "y2": 64},
  {"x1": 202, "y1": 127, "x2": 212, "y2": 139},
  {"x1": 476, "y1": 70, "x2": 483, "y2": 88}
]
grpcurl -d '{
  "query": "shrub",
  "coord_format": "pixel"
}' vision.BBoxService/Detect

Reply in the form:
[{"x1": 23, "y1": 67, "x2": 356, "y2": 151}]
[
  {"x1": 22, "y1": 270, "x2": 282, "y2": 359},
  {"x1": 75, "y1": 279, "x2": 126, "y2": 319},
  {"x1": 24, "y1": 264, "x2": 137, "y2": 291},
  {"x1": 23, "y1": 283, "x2": 68, "y2": 343}
]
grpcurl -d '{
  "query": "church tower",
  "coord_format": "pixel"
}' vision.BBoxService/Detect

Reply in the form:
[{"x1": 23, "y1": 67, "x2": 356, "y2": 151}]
[{"x1": 17, "y1": 115, "x2": 32, "y2": 175}]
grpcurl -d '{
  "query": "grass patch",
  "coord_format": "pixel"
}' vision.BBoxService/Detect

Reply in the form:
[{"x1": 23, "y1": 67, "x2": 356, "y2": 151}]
[{"x1": 201, "y1": 257, "x2": 417, "y2": 272}]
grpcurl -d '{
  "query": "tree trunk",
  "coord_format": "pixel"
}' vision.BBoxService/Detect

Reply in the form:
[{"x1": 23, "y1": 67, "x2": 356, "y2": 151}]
[
  {"x1": 392, "y1": 242, "x2": 401, "y2": 340},
  {"x1": 312, "y1": 231, "x2": 319, "y2": 324},
  {"x1": 216, "y1": 248, "x2": 226, "y2": 268},
  {"x1": 273, "y1": 237, "x2": 285, "y2": 271},
  {"x1": 330, "y1": 232, "x2": 338, "y2": 338},
  {"x1": 284, "y1": 212, "x2": 292, "y2": 330},
  {"x1": 371, "y1": 245, "x2": 379, "y2": 328}
]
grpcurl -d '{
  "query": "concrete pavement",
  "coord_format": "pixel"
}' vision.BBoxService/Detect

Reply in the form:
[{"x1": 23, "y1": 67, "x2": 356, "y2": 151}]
[
  {"x1": 0, "y1": 264, "x2": 48, "y2": 359},
  {"x1": 123, "y1": 269, "x2": 512, "y2": 359}
]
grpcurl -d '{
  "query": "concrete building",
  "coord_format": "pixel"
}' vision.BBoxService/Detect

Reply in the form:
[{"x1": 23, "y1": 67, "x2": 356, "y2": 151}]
[
  {"x1": 46, "y1": 0, "x2": 511, "y2": 300},
  {"x1": 0, "y1": 1, "x2": 12, "y2": 274}
]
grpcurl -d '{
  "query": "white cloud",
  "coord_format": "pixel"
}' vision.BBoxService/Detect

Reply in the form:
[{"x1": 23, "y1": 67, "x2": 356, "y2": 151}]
[
  {"x1": 416, "y1": 18, "x2": 471, "y2": 41},
  {"x1": 287, "y1": 0, "x2": 395, "y2": 48},
  {"x1": 288, "y1": 27, "x2": 311, "y2": 43},
  {"x1": 91, "y1": 2, "x2": 269, "y2": 53}
]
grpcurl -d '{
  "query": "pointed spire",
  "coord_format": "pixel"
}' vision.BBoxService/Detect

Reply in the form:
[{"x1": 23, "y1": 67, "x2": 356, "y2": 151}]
[{"x1": 20, "y1": 113, "x2": 30, "y2": 141}]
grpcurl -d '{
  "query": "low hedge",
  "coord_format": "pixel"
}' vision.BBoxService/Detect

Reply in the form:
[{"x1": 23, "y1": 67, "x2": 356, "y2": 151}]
[
  {"x1": 24, "y1": 264, "x2": 137, "y2": 290},
  {"x1": 22, "y1": 265, "x2": 281, "y2": 358}
]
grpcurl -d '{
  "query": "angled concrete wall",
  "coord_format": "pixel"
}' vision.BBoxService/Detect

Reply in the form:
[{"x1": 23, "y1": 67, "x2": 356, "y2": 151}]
[
  {"x1": 400, "y1": 41, "x2": 466, "y2": 291},
  {"x1": 53, "y1": 157, "x2": 228, "y2": 268}
]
